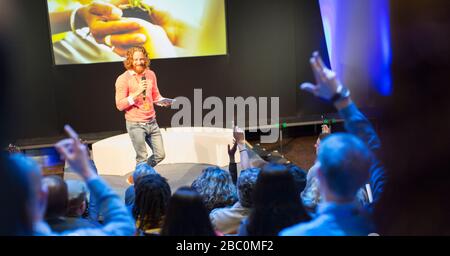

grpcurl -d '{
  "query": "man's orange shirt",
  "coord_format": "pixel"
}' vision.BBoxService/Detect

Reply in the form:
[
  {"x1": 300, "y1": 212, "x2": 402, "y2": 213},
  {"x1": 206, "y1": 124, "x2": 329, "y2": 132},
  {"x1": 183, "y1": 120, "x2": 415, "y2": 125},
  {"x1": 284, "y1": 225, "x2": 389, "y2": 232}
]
[{"x1": 115, "y1": 69, "x2": 163, "y2": 122}]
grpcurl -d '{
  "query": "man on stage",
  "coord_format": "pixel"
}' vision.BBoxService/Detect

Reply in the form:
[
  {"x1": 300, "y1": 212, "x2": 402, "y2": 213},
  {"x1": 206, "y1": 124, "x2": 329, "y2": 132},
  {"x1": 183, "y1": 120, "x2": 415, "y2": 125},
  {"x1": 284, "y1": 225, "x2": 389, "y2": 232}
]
[{"x1": 115, "y1": 46, "x2": 173, "y2": 167}]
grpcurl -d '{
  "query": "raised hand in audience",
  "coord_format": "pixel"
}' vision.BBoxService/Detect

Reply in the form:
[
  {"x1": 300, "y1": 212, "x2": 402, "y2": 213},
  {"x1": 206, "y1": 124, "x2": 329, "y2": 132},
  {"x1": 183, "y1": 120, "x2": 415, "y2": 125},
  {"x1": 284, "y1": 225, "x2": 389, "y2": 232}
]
[
  {"x1": 54, "y1": 125, "x2": 97, "y2": 181},
  {"x1": 321, "y1": 124, "x2": 331, "y2": 134},
  {"x1": 300, "y1": 52, "x2": 351, "y2": 110},
  {"x1": 54, "y1": 124, "x2": 136, "y2": 236},
  {"x1": 233, "y1": 125, "x2": 251, "y2": 169},
  {"x1": 233, "y1": 125, "x2": 245, "y2": 145},
  {"x1": 227, "y1": 141, "x2": 238, "y2": 163}
]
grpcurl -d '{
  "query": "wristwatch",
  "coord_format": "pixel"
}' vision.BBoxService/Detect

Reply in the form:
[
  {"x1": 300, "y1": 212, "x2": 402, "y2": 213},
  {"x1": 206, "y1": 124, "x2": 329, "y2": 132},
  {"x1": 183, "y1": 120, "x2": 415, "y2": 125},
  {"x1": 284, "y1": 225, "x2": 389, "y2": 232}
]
[{"x1": 331, "y1": 85, "x2": 351, "y2": 103}]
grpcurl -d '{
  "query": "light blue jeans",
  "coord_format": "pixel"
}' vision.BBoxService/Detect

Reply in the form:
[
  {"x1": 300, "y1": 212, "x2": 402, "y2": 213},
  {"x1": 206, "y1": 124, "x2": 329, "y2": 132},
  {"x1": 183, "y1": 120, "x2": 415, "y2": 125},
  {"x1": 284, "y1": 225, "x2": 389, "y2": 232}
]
[{"x1": 126, "y1": 120, "x2": 165, "y2": 167}]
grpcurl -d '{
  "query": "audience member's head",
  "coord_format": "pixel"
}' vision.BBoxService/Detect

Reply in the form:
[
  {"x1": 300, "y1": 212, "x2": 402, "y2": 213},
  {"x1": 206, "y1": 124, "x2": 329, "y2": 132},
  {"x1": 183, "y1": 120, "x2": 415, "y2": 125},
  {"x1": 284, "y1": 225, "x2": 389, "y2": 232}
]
[
  {"x1": 133, "y1": 174, "x2": 171, "y2": 232},
  {"x1": 65, "y1": 180, "x2": 88, "y2": 217},
  {"x1": 245, "y1": 163, "x2": 310, "y2": 236},
  {"x1": 317, "y1": 133, "x2": 372, "y2": 202},
  {"x1": 125, "y1": 163, "x2": 157, "y2": 207},
  {"x1": 236, "y1": 168, "x2": 260, "y2": 208},
  {"x1": 42, "y1": 175, "x2": 68, "y2": 219},
  {"x1": 285, "y1": 163, "x2": 307, "y2": 194},
  {"x1": 191, "y1": 166, "x2": 238, "y2": 212},
  {"x1": 0, "y1": 153, "x2": 46, "y2": 235},
  {"x1": 161, "y1": 187, "x2": 216, "y2": 236},
  {"x1": 133, "y1": 162, "x2": 157, "y2": 184}
]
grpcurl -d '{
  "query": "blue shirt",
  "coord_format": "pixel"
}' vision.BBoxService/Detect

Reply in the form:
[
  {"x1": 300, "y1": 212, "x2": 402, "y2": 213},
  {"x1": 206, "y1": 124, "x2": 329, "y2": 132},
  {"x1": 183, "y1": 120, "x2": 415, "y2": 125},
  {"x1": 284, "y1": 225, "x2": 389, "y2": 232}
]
[
  {"x1": 279, "y1": 202, "x2": 374, "y2": 236},
  {"x1": 340, "y1": 103, "x2": 386, "y2": 210}
]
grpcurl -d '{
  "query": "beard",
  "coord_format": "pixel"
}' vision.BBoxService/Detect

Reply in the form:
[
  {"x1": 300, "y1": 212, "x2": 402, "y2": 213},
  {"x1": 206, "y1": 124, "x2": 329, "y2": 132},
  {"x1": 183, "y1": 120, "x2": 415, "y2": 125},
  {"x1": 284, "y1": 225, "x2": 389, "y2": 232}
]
[{"x1": 133, "y1": 65, "x2": 146, "y2": 74}]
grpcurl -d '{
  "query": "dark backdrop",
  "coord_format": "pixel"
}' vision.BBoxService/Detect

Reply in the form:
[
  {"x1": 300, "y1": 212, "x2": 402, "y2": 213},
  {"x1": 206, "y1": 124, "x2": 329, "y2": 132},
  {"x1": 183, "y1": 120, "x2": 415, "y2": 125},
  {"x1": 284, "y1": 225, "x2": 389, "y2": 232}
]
[{"x1": 7, "y1": 0, "x2": 332, "y2": 143}]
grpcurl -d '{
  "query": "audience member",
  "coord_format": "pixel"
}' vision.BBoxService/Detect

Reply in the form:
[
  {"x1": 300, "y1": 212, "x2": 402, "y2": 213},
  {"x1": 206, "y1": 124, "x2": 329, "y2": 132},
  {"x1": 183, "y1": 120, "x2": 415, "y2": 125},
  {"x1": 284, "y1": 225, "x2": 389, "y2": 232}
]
[
  {"x1": 302, "y1": 126, "x2": 370, "y2": 213},
  {"x1": 66, "y1": 179, "x2": 88, "y2": 218},
  {"x1": 124, "y1": 162, "x2": 157, "y2": 207},
  {"x1": 238, "y1": 163, "x2": 311, "y2": 236},
  {"x1": 44, "y1": 177, "x2": 100, "y2": 232},
  {"x1": 191, "y1": 166, "x2": 238, "y2": 212},
  {"x1": 0, "y1": 153, "x2": 37, "y2": 235},
  {"x1": 43, "y1": 175, "x2": 68, "y2": 222},
  {"x1": 301, "y1": 130, "x2": 331, "y2": 212},
  {"x1": 64, "y1": 179, "x2": 100, "y2": 230},
  {"x1": 280, "y1": 52, "x2": 385, "y2": 236},
  {"x1": 161, "y1": 187, "x2": 216, "y2": 236},
  {"x1": 132, "y1": 173, "x2": 171, "y2": 235},
  {"x1": 285, "y1": 163, "x2": 307, "y2": 195},
  {"x1": 210, "y1": 167, "x2": 260, "y2": 234},
  {"x1": 0, "y1": 125, "x2": 135, "y2": 236},
  {"x1": 227, "y1": 141, "x2": 239, "y2": 185}
]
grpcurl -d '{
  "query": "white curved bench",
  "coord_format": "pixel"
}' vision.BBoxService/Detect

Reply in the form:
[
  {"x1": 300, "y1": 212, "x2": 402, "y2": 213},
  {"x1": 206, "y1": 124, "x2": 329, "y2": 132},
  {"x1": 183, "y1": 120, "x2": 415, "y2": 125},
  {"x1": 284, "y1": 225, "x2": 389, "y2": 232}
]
[{"x1": 92, "y1": 127, "x2": 239, "y2": 176}]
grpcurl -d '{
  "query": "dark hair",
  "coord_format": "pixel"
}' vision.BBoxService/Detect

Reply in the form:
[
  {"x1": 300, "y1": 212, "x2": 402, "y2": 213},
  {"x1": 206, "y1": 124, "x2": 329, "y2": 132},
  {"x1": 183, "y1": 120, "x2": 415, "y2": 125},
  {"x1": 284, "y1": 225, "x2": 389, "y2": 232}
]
[
  {"x1": 285, "y1": 163, "x2": 307, "y2": 194},
  {"x1": 236, "y1": 168, "x2": 260, "y2": 208},
  {"x1": 43, "y1": 175, "x2": 68, "y2": 219},
  {"x1": 161, "y1": 187, "x2": 216, "y2": 236},
  {"x1": 0, "y1": 153, "x2": 33, "y2": 235},
  {"x1": 191, "y1": 166, "x2": 237, "y2": 212},
  {"x1": 318, "y1": 133, "x2": 372, "y2": 199},
  {"x1": 246, "y1": 163, "x2": 310, "y2": 236},
  {"x1": 133, "y1": 174, "x2": 171, "y2": 231}
]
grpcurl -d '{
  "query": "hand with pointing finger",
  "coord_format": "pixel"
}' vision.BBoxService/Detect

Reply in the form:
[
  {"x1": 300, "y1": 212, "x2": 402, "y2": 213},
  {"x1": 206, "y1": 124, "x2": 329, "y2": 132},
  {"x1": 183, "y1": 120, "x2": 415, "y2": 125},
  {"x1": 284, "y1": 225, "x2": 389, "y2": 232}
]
[
  {"x1": 300, "y1": 52, "x2": 342, "y2": 100},
  {"x1": 54, "y1": 125, "x2": 97, "y2": 181},
  {"x1": 321, "y1": 124, "x2": 331, "y2": 134},
  {"x1": 300, "y1": 52, "x2": 352, "y2": 110}
]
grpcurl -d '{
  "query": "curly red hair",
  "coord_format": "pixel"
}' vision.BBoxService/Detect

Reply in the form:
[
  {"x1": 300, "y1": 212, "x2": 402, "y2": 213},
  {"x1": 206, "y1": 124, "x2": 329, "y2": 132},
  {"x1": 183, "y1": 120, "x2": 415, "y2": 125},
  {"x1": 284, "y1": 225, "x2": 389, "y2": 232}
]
[{"x1": 123, "y1": 46, "x2": 150, "y2": 70}]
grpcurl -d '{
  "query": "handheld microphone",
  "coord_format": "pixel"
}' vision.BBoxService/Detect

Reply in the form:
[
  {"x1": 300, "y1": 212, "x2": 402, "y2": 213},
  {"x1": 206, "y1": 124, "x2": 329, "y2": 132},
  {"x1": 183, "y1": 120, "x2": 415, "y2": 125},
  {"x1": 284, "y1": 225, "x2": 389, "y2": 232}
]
[{"x1": 141, "y1": 76, "x2": 146, "y2": 100}]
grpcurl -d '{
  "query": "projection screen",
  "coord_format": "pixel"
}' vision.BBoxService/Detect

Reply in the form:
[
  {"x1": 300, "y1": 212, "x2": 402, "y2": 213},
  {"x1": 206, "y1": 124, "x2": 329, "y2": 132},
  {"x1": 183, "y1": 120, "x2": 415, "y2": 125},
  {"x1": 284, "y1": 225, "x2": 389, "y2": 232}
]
[{"x1": 46, "y1": 0, "x2": 227, "y2": 65}]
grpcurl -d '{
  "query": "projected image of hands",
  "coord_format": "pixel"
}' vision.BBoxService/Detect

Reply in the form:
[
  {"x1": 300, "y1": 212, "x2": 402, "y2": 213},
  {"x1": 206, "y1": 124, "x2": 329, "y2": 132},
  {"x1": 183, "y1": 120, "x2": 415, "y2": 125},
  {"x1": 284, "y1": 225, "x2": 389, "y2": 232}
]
[{"x1": 47, "y1": 0, "x2": 227, "y2": 65}]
